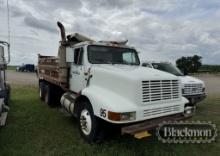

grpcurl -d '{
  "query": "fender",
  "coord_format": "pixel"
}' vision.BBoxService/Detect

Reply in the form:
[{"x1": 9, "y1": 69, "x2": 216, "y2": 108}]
[{"x1": 81, "y1": 85, "x2": 137, "y2": 122}]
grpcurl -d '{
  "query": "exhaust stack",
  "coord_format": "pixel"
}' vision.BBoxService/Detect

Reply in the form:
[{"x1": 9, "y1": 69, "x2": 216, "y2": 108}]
[{"x1": 57, "y1": 21, "x2": 66, "y2": 43}]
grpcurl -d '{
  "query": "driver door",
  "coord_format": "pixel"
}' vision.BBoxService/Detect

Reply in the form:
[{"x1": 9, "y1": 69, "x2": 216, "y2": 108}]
[{"x1": 69, "y1": 47, "x2": 85, "y2": 93}]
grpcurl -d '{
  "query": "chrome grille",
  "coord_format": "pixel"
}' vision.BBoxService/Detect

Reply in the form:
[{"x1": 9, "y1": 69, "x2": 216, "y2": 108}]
[
  {"x1": 142, "y1": 80, "x2": 180, "y2": 103},
  {"x1": 143, "y1": 105, "x2": 181, "y2": 117},
  {"x1": 183, "y1": 84, "x2": 203, "y2": 95}
]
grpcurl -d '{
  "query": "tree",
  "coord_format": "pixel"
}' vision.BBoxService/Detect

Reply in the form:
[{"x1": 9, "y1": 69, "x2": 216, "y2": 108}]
[{"x1": 176, "y1": 55, "x2": 202, "y2": 74}]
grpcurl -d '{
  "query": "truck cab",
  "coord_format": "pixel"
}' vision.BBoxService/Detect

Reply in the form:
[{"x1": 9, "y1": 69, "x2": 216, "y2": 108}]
[
  {"x1": 38, "y1": 22, "x2": 194, "y2": 142},
  {"x1": 142, "y1": 61, "x2": 206, "y2": 105}
]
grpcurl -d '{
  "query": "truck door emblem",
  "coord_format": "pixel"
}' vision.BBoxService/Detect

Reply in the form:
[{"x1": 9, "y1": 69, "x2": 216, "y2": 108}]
[{"x1": 72, "y1": 70, "x2": 80, "y2": 75}]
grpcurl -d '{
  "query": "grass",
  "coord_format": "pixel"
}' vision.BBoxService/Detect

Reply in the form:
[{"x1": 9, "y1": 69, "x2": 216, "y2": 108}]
[
  {"x1": 0, "y1": 85, "x2": 219, "y2": 156},
  {"x1": 6, "y1": 65, "x2": 17, "y2": 71}
]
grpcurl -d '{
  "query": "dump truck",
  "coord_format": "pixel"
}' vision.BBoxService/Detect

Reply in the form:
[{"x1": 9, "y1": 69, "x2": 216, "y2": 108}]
[
  {"x1": 142, "y1": 61, "x2": 206, "y2": 105},
  {"x1": 38, "y1": 22, "x2": 194, "y2": 142},
  {"x1": 0, "y1": 41, "x2": 10, "y2": 126}
]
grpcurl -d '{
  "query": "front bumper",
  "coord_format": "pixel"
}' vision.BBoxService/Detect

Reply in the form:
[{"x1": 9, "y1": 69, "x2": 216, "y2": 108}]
[
  {"x1": 183, "y1": 93, "x2": 206, "y2": 104},
  {"x1": 121, "y1": 113, "x2": 192, "y2": 135}
]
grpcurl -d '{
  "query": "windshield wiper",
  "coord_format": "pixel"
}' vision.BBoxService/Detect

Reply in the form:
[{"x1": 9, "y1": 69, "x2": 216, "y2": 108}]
[{"x1": 112, "y1": 61, "x2": 138, "y2": 66}]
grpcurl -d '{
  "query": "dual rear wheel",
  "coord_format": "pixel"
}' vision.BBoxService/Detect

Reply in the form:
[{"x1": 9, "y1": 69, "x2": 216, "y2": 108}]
[{"x1": 39, "y1": 81, "x2": 61, "y2": 106}]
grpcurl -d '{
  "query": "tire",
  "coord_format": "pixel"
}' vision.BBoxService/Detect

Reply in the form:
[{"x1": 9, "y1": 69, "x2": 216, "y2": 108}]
[
  {"x1": 39, "y1": 81, "x2": 45, "y2": 101},
  {"x1": 77, "y1": 101, "x2": 100, "y2": 143},
  {"x1": 44, "y1": 83, "x2": 54, "y2": 106}
]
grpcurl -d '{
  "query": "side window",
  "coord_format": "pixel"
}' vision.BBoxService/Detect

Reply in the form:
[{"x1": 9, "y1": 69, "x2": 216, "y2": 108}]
[
  {"x1": 74, "y1": 47, "x2": 83, "y2": 65},
  {"x1": 122, "y1": 52, "x2": 135, "y2": 63}
]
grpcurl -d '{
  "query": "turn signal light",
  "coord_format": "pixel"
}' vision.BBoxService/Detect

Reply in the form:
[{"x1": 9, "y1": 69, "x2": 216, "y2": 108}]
[{"x1": 108, "y1": 111, "x2": 121, "y2": 121}]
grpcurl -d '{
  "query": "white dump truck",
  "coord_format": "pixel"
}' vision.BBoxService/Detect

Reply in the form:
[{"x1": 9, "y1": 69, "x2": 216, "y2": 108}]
[
  {"x1": 142, "y1": 61, "x2": 206, "y2": 105},
  {"x1": 38, "y1": 22, "x2": 194, "y2": 142}
]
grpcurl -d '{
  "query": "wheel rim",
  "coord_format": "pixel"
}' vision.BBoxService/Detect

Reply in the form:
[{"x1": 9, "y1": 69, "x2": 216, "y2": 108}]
[{"x1": 80, "y1": 109, "x2": 92, "y2": 135}]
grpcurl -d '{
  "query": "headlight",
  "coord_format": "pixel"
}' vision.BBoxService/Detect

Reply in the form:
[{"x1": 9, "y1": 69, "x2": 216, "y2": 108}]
[
  {"x1": 108, "y1": 111, "x2": 136, "y2": 121},
  {"x1": 183, "y1": 106, "x2": 195, "y2": 117}
]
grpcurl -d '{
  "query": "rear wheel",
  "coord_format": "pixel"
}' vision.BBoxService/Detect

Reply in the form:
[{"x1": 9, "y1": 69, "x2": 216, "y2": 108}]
[
  {"x1": 39, "y1": 81, "x2": 45, "y2": 101},
  {"x1": 44, "y1": 83, "x2": 54, "y2": 106}
]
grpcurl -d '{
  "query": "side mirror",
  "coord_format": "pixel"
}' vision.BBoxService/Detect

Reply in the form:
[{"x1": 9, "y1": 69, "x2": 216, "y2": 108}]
[
  {"x1": 182, "y1": 69, "x2": 188, "y2": 75},
  {"x1": 66, "y1": 48, "x2": 74, "y2": 63},
  {"x1": 0, "y1": 46, "x2": 6, "y2": 65},
  {"x1": 0, "y1": 41, "x2": 10, "y2": 64},
  {"x1": 0, "y1": 46, "x2": 4, "y2": 57}
]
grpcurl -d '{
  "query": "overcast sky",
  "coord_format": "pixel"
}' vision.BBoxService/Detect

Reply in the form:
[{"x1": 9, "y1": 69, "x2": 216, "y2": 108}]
[{"x1": 0, "y1": 0, "x2": 220, "y2": 65}]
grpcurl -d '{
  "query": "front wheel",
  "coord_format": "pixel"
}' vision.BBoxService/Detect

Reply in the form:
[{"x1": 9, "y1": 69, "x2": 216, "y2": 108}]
[{"x1": 77, "y1": 101, "x2": 100, "y2": 143}]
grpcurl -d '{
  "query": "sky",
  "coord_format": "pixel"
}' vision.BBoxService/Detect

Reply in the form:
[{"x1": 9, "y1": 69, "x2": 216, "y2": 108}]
[{"x1": 0, "y1": 0, "x2": 220, "y2": 65}]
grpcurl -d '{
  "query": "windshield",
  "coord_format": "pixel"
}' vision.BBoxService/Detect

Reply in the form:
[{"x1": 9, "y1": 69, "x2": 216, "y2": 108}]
[
  {"x1": 88, "y1": 45, "x2": 140, "y2": 65},
  {"x1": 152, "y1": 63, "x2": 183, "y2": 76}
]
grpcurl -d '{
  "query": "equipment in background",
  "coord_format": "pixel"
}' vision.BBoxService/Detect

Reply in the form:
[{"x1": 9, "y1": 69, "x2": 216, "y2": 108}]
[
  {"x1": 16, "y1": 64, "x2": 35, "y2": 72},
  {"x1": 0, "y1": 41, "x2": 11, "y2": 126}
]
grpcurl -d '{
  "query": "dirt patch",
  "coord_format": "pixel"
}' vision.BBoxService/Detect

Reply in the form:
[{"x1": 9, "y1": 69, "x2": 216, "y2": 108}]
[
  {"x1": 6, "y1": 70, "x2": 37, "y2": 86},
  {"x1": 193, "y1": 74, "x2": 220, "y2": 95}
]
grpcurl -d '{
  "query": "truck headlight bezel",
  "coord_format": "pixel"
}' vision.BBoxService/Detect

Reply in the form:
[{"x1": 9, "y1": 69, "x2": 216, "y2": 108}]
[{"x1": 108, "y1": 111, "x2": 136, "y2": 121}]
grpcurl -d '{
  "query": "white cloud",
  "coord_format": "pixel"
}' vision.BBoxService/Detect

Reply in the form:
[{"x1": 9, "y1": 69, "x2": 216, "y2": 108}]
[{"x1": 0, "y1": 0, "x2": 220, "y2": 65}]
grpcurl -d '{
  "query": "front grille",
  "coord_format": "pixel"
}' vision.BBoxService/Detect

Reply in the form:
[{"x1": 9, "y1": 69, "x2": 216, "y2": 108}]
[
  {"x1": 142, "y1": 80, "x2": 180, "y2": 103},
  {"x1": 183, "y1": 84, "x2": 203, "y2": 95},
  {"x1": 143, "y1": 105, "x2": 181, "y2": 117}
]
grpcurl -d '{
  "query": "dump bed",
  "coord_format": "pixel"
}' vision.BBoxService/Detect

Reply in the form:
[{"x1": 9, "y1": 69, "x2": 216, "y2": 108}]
[{"x1": 38, "y1": 54, "x2": 69, "y2": 90}]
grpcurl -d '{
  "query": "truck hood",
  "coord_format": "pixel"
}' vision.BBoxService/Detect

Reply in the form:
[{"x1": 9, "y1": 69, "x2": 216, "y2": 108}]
[
  {"x1": 179, "y1": 76, "x2": 205, "y2": 87},
  {"x1": 88, "y1": 64, "x2": 180, "y2": 106}
]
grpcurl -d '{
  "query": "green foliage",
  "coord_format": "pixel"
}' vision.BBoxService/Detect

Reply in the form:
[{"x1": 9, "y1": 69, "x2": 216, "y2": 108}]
[
  {"x1": 176, "y1": 55, "x2": 202, "y2": 74},
  {"x1": 0, "y1": 85, "x2": 219, "y2": 156},
  {"x1": 199, "y1": 65, "x2": 220, "y2": 73}
]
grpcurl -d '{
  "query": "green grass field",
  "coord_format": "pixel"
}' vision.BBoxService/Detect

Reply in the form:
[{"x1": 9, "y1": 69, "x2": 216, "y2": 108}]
[
  {"x1": 0, "y1": 85, "x2": 219, "y2": 156},
  {"x1": 6, "y1": 66, "x2": 17, "y2": 71}
]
